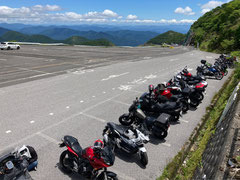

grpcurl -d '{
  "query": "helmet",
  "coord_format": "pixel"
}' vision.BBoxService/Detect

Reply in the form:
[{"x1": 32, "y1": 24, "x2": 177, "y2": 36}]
[
  {"x1": 17, "y1": 145, "x2": 31, "y2": 159},
  {"x1": 148, "y1": 84, "x2": 154, "y2": 92},
  {"x1": 94, "y1": 139, "x2": 104, "y2": 150},
  {"x1": 157, "y1": 83, "x2": 166, "y2": 91}
]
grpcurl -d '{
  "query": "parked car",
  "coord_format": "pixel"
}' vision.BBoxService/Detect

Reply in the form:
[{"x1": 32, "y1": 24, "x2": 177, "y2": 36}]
[{"x1": 0, "y1": 42, "x2": 20, "y2": 50}]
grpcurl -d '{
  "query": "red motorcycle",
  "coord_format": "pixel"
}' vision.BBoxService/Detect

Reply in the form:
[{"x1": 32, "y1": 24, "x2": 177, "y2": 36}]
[{"x1": 59, "y1": 135, "x2": 118, "y2": 180}]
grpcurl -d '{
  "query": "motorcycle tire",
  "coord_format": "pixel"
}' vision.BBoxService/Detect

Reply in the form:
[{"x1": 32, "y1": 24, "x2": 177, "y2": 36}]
[
  {"x1": 182, "y1": 102, "x2": 189, "y2": 113},
  {"x1": 140, "y1": 151, "x2": 148, "y2": 166},
  {"x1": 172, "y1": 114, "x2": 180, "y2": 121},
  {"x1": 224, "y1": 70, "x2": 228, "y2": 76},
  {"x1": 214, "y1": 72, "x2": 223, "y2": 80},
  {"x1": 196, "y1": 92, "x2": 204, "y2": 101},
  {"x1": 59, "y1": 150, "x2": 73, "y2": 174},
  {"x1": 119, "y1": 114, "x2": 133, "y2": 126},
  {"x1": 152, "y1": 126, "x2": 168, "y2": 139},
  {"x1": 190, "y1": 99, "x2": 199, "y2": 108}
]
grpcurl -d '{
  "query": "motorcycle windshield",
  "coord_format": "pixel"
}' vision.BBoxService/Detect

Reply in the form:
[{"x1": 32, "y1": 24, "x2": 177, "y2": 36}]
[{"x1": 101, "y1": 146, "x2": 115, "y2": 166}]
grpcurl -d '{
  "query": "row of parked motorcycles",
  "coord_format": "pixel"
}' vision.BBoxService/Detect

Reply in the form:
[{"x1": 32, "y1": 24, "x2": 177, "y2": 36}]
[{"x1": 0, "y1": 55, "x2": 235, "y2": 179}]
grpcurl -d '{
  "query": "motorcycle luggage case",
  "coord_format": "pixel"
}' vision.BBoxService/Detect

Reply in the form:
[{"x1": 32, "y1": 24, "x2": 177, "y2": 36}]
[{"x1": 156, "y1": 113, "x2": 171, "y2": 125}]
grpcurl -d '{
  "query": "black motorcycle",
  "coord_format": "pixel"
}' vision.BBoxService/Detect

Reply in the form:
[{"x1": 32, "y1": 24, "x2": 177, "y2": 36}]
[
  {"x1": 103, "y1": 122, "x2": 149, "y2": 166},
  {"x1": 139, "y1": 92, "x2": 182, "y2": 121},
  {"x1": 119, "y1": 98, "x2": 170, "y2": 139}
]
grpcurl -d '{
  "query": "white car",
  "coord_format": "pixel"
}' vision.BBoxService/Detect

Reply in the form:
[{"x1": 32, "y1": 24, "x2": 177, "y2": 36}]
[{"x1": 0, "y1": 42, "x2": 20, "y2": 50}]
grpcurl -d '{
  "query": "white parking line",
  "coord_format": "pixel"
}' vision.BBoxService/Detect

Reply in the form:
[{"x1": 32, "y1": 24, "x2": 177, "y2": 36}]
[
  {"x1": 179, "y1": 119, "x2": 189, "y2": 123},
  {"x1": 101, "y1": 72, "x2": 129, "y2": 81},
  {"x1": 111, "y1": 100, "x2": 131, "y2": 106},
  {"x1": 161, "y1": 142, "x2": 171, "y2": 147},
  {"x1": 36, "y1": 132, "x2": 59, "y2": 145},
  {"x1": 128, "y1": 89, "x2": 145, "y2": 94},
  {"x1": 30, "y1": 121, "x2": 35, "y2": 124},
  {"x1": 5, "y1": 130, "x2": 12, "y2": 134},
  {"x1": 0, "y1": 58, "x2": 7, "y2": 61},
  {"x1": 49, "y1": 113, "x2": 54, "y2": 116},
  {"x1": 81, "y1": 113, "x2": 106, "y2": 123}
]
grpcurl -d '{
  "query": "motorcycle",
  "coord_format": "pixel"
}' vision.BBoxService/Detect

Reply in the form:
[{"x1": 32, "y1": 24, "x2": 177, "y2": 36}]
[
  {"x1": 119, "y1": 98, "x2": 170, "y2": 139},
  {"x1": 59, "y1": 135, "x2": 117, "y2": 180},
  {"x1": 139, "y1": 90, "x2": 182, "y2": 121},
  {"x1": 102, "y1": 122, "x2": 149, "y2": 166},
  {"x1": 197, "y1": 60, "x2": 223, "y2": 80},
  {"x1": 0, "y1": 150, "x2": 32, "y2": 180}
]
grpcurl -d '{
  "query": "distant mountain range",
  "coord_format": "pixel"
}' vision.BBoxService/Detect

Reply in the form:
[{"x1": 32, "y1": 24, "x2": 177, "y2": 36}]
[
  {"x1": 0, "y1": 23, "x2": 190, "y2": 46},
  {"x1": 0, "y1": 28, "x2": 114, "y2": 46},
  {"x1": 0, "y1": 24, "x2": 189, "y2": 46}
]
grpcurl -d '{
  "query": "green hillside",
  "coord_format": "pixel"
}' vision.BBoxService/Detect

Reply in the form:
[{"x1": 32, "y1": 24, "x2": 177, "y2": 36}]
[
  {"x1": 64, "y1": 36, "x2": 114, "y2": 46},
  {"x1": 1, "y1": 31, "x2": 56, "y2": 43},
  {"x1": 189, "y1": 0, "x2": 240, "y2": 53},
  {"x1": 146, "y1": 30, "x2": 186, "y2": 45}
]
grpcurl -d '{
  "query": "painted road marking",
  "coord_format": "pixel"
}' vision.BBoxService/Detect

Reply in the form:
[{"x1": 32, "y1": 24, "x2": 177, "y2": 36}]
[
  {"x1": 30, "y1": 121, "x2": 35, "y2": 124},
  {"x1": 180, "y1": 119, "x2": 189, "y2": 123},
  {"x1": 66, "y1": 106, "x2": 70, "y2": 109},
  {"x1": 144, "y1": 74, "x2": 157, "y2": 79},
  {"x1": 162, "y1": 142, "x2": 171, "y2": 147},
  {"x1": 0, "y1": 59, "x2": 7, "y2": 61},
  {"x1": 92, "y1": 95, "x2": 96, "y2": 98},
  {"x1": 101, "y1": 72, "x2": 129, "y2": 81},
  {"x1": 118, "y1": 85, "x2": 133, "y2": 91},
  {"x1": 36, "y1": 132, "x2": 59, "y2": 145},
  {"x1": 49, "y1": 113, "x2": 54, "y2": 116},
  {"x1": 112, "y1": 100, "x2": 131, "y2": 106},
  {"x1": 170, "y1": 58, "x2": 179, "y2": 62},
  {"x1": 81, "y1": 113, "x2": 106, "y2": 123},
  {"x1": 6, "y1": 130, "x2": 11, "y2": 134},
  {"x1": 102, "y1": 91, "x2": 106, "y2": 94},
  {"x1": 80, "y1": 100, "x2": 84, "y2": 103}
]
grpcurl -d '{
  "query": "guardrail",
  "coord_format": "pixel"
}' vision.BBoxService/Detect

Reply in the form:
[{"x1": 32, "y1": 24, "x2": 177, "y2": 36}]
[{"x1": 193, "y1": 82, "x2": 240, "y2": 180}]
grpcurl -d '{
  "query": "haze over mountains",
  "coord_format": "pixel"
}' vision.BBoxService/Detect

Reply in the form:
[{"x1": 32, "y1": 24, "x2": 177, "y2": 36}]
[{"x1": 0, "y1": 23, "x2": 190, "y2": 46}]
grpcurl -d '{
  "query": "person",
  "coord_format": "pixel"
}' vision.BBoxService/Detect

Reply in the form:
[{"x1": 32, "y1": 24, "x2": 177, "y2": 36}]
[{"x1": 17, "y1": 145, "x2": 38, "y2": 171}]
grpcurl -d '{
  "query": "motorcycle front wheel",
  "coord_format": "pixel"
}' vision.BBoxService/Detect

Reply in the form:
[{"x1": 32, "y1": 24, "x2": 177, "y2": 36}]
[
  {"x1": 214, "y1": 72, "x2": 223, "y2": 80},
  {"x1": 139, "y1": 151, "x2": 148, "y2": 166},
  {"x1": 59, "y1": 150, "x2": 73, "y2": 173},
  {"x1": 119, "y1": 114, "x2": 133, "y2": 126},
  {"x1": 182, "y1": 102, "x2": 189, "y2": 112}
]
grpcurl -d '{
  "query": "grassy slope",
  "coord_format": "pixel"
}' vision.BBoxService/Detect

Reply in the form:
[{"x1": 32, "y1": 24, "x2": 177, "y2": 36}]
[{"x1": 190, "y1": 0, "x2": 240, "y2": 53}]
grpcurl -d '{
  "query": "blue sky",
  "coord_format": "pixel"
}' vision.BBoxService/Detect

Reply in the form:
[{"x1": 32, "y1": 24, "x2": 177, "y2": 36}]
[{"x1": 0, "y1": 0, "x2": 232, "y2": 25}]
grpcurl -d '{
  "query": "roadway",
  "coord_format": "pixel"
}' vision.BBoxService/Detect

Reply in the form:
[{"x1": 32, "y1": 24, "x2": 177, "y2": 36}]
[{"x1": 0, "y1": 45, "x2": 230, "y2": 180}]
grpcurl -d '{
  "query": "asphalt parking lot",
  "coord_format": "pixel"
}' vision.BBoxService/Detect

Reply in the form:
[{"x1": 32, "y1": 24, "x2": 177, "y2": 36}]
[
  {"x1": 0, "y1": 45, "x2": 190, "y2": 88},
  {"x1": 0, "y1": 45, "x2": 230, "y2": 180}
]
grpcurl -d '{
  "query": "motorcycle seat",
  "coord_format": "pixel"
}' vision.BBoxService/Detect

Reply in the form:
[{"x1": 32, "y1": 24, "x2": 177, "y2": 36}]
[
  {"x1": 64, "y1": 136, "x2": 82, "y2": 156},
  {"x1": 108, "y1": 122, "x2": 132, "y2": 139},
  {"x1": 157, "y1": 101, "x2": 177, "y2": 110}
]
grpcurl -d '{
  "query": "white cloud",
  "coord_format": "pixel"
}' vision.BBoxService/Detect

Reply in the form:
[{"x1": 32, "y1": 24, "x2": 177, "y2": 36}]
[
  {"x1": 126, "y1": 14, "x2": 138, "y2": 20},
  {"x1": 102, "y1": 9, "x2": 118, "y2": 17},
  {"x1": 32, "y1": 4, "x2": 61, "y2": 12},
  {"x1": 175, "y1": 6, "x2": 195, "y2": 15},
  {"x1": 201, "y1": 1, "x2": 224, "y2": 14},
  {"x1": 0, "y1": 5, "x2": 195, "y2": 25}
]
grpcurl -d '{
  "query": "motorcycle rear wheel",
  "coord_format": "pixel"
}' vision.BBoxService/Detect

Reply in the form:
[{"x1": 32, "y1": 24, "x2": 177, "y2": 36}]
[
  {"x1": 139, "y1": 151, "x2": 148, "y2": 166},
  {"x1": 190, "y1": 99, "x2": 199, "y2": 108},
  {"x1": 119, "y1": 114, "x2": 133, "y2": 126},
  {"x1": 59, "y1": 150, "x2": 73, "y2": 173}
]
